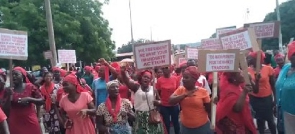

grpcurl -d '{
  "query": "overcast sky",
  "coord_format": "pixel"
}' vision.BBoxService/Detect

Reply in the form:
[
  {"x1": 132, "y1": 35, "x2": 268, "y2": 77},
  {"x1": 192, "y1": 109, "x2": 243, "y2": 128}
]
[{"x1": 102, "y1": 0, "x2": 287, "y2": 48}]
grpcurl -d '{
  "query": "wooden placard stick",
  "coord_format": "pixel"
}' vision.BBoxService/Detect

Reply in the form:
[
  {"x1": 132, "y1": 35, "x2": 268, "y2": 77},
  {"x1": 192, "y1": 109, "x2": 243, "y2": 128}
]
[
  {"x1": 255, "y1": 39, "x2": 262, "y2": 74},
  {"x1": 239, "y1": 51, "x2": 251, "y2": 84},
  {"x1": 210, "y1": 72, "x2": 218, "y2": 129}
]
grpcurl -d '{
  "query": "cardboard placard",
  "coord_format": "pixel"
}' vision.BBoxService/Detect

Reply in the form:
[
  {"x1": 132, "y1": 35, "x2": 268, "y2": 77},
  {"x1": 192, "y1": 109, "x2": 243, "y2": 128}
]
[
  {"x1": 219, "y1": 28, "x2": 259, "y2": 51},
  {"x1": 58, "y1": 50, "x2": 77, "y2": 63},
  {"x1": 198, "y1": 49, "x2": 240, "y2": 72},
  {"x1": 200, "y1": 38, "x2": 222, "y2": 50},
  {"x1": 0, "y1": 28, "x2": 28, "y2": 60},
  {"x1": 216, "y1": 26, "x2": 236, "y2": 38},
  {"x1": 133, "y1": 40, "x2": 171, "y2": 70},
  {"x1": 244, "y1": 21, "x2": 280, "y2": 39},
  {"x1": 174, "y1": 53, "x2": 185, "y2": 66},
  {"x1": 185, "y1": 47, "x2": 198, "y2": 59}
]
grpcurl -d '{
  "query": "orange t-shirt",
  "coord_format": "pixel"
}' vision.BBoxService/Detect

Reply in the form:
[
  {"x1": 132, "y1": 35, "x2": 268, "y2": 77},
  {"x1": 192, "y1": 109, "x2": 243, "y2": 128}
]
[
  {"x1": 248, "y1": 65, "x2": 273, "y2": 97},
  {"x1": 174, "y1": 86, "x2": 210, "y2": 128}
]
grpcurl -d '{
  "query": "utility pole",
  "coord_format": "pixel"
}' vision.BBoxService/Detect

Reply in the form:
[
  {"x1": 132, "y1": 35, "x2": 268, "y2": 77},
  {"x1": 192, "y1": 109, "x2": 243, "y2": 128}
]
[
  {"x1": 276, "y1": 0, "x2": 283, "y2": 51},
  {"x1": 44, "y1": 0, "x2": 57, "y2": 67},
  {"x1": 128, "y1": 0, "x2": 134, "y2": 43}
]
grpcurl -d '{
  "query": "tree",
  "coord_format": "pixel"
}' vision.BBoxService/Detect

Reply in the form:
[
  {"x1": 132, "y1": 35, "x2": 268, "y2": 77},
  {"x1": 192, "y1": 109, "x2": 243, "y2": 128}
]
[
  {"x1": 0, "y1": 0, "x2": 114, "y2": 68},
  {"x1": 262, "y1": 0, "x2": 295, "y2": 50},
  {"x1": 117, "y1": 38, "x2": 151, "y2": 53}
]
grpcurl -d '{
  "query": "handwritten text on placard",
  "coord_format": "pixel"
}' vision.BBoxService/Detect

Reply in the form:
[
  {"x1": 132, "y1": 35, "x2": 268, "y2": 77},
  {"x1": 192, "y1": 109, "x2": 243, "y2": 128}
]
[
  {"x1": 186, "y1": 48, "x2": 198, "y2": 59},
  {"x1": 200, "y1": 38, "x2": 222, "y2": 50},
  {"x1": 220, "y1": 31, "x2": 252, "y2": 50},
  {"x1": 0, "y1": 32, "x2": 28, "y2": 59},
  {"x1": 250, "y1": 23, "x2": 275, "y2": 38},
  {"x1": 58, "y1": 50, "x2": 76, "y2": 63}
]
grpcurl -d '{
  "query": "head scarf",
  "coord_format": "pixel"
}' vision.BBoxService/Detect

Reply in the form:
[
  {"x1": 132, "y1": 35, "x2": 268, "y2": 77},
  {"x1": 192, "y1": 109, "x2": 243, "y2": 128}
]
[
  {"x1": 248, "y1": 50, "x2": 266, "y2": 61},
  {"x1": 13, "y1": 66, "x2": 30, "y2": 83},
  {"x1": 84, "y1": 66, "x2": 92, "y2": 73},
  {"x1": 110, "y1": 62, "x2": 120, "y2": 73},
  {"x1": 40, "y1": 81, "x2": 55, "y2": 112},
  {"x1": 106, "y1": 80, "x2": 119, "y2": 90},
  {"x1": 184, "y1": 66, "x2": 200, "y2": 80},
  {"x1": 274, "y1": 53, "x2": 285, "y2": 61},
  {"x1": 63, "y1": 74, "x2": 85, "y2": 93},
  {"x1": 137, "y1": 70, "x2": 152, "y2": 82},
  {"x1": 105, "y1": 79, "x2": 121, "y2": 123},
  {"x1": 52, "y1": 67, "x2": 67, "y2": 77},
  {"x1": 288, "y1": 41, "x2": 295, "y2": 60}
]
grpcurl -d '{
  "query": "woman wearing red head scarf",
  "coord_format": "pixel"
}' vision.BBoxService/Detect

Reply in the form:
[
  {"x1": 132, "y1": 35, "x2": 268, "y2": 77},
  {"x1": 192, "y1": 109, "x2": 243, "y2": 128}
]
[
  {"x1": 273, "y1": 53, "x2": 285, "y2": 79},
  {"x1": 216, "y1": 72, "x2": 257, "y2": 134},
  {"x1": 246, "y1": 51, "x2": 277, "y2": 134},
  {"x1": 82, "y1": 66, "x2": 94, "y2": 86},
  {"x1": 8, "y1": 67, "x2": 44, "y2": 134},
  {"x1": 120, "y1": 67, "x2": 165, "y2": 134},
  {"x1": 169, "y1": 66, "x2": 212, "y2": 133},
  {"x1": 58, "y1": 74, "x2": 96, "y2": 134}
]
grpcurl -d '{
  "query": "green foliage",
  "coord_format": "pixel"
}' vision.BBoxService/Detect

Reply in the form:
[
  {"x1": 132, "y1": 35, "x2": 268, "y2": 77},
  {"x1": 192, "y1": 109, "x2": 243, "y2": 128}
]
[
  {"x1": 0, "y1": 0, "x2": 114, "y2": 68},
  {"x1": 262, "y1": 0, "x2": 295, "y2": 50},
  {"x1": 117, "y1": 39, "x2": 152, "y2": 53}
]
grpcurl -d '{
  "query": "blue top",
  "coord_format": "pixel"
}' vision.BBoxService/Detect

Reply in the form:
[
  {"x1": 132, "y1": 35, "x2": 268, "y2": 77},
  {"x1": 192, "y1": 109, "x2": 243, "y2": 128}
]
[
  {"x1": 92, "y1": 78, "x2": 109, "y2": 107},
  {"x1": 275, "y1": 63, "x2": 295, "y2": 131}
]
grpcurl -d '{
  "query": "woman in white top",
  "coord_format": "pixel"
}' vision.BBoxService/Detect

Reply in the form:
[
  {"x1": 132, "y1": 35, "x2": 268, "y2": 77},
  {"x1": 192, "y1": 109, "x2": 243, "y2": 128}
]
[{"x1": 121, "y1": 67, "x2": 165, "y2": 134}]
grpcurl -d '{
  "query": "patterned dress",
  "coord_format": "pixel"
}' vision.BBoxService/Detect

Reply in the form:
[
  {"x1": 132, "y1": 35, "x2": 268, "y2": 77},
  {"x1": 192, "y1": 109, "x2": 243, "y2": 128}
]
[
  {"x1": 96, "y1": 98, "x2": 132, "y2": 134},
  {"x1": 42, "y1": 84, "x2": 62, "y2": 134}
]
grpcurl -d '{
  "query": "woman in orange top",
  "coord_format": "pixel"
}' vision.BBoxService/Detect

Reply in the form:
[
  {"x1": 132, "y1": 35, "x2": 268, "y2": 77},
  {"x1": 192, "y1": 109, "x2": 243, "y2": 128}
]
[
  {"x1": 247, "y1": 51, "x2": 277, "y2": 134},
  {"x1": 169, "y1": 66, "x2": 212, "y2": 134}
]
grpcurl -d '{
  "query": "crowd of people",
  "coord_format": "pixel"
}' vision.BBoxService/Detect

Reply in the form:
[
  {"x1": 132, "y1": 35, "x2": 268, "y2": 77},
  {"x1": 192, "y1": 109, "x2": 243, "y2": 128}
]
[{"x1": 0, "y1": 42, "x2": 294, "y2": 134}]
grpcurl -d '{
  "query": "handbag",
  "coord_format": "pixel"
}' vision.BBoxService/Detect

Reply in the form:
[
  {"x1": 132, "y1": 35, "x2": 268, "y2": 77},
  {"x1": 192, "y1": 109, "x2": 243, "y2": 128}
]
[{"x1": 145, "y1": 87, "x2": 161, "y2": 124}]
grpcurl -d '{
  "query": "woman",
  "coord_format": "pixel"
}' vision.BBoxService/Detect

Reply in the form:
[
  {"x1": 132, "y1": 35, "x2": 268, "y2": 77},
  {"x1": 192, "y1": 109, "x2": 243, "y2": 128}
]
[
  {"x1": 121, "y1": 67, "x2": 165, "y2": 134},
  {"x1": 216, "y1": 72, "x2": 257, "y2": 134},
  {"x1": 58, "y1": 74, "x2": 96, "y2": 134},
  {"x1": 9, "y1": 67, "x2": 44, "y2": 134},
  {"x1": 169, "y1": 66, "x2": 212, "y2": 134},
  {"x1": 273, "y1": 53, "x2": 285, "y2": 79},
  {"x1": 247, "y1": 51, "x2": 276, "y2": 134},
  {"x1": 275, "y1": 41, "x2": 295, "y2": 134},
  {"x1": 82, "y1": 66, "x2": 94, "y2": 86},
  {"x1": 0, "y1": 70, "x2": 11, "y2": 116},
  {"x1": 0, "y1": 108, "x2": 9, "y2": 134},
  {"x1": 156, "y1": 67, "x2": 180, "y2": 134},
  {"x1": 96, "y1": 80, "x2": 133, "y2": 134},
  {"x1": 52, "y1": 67, "x2": 66, "y2": 84},
  {"x1": 40, "y1": 72, "x2": 62, "y2": 134}
]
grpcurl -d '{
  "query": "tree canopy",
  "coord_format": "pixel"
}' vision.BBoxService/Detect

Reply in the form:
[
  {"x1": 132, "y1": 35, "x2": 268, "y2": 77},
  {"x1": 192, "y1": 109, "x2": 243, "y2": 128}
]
[
  {"x1": 117, "y1": 38, "x2": 152, "y2": 54},
  {"x1": 0, "y1": 0, "x2": 115, "y2": 67},
  {"x1": 262, "y1": 0, "x2": 295, "y2": 50}
]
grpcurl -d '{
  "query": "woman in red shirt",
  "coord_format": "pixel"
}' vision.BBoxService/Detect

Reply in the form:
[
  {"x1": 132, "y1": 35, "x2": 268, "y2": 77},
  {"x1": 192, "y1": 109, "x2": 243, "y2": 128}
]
[
  {"x1": 156, "y1": 67, "x2": 180, "y2": 134},
  {"x1": 0, "y1": 108, "x2": 9, "y2": 134}
]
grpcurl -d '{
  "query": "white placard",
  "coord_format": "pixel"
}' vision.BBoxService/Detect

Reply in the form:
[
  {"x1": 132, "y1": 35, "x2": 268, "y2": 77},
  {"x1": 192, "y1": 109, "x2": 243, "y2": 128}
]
[
  {"x1": 216, "y1": 26, "x2": 236, "y2": 38},
  {"x1": 58, "y1": 50, "x2": 76, "y2": 63},
  {"x1": 220, "y1": 30, "x2": 252, "y2": 50},
  {"x1": 134, "y1": 40, "x2": 171, "y2": 69},
  {"x1": 0, "y1": 29, "x2": 28, "y2": 60},
  {"x1": 206, "y1": 53, "x2": 236, "y2": 72},
  {"x1": 200, "y1": 38, "x2": 222, "y2": 50},
  {"x1": 186, "y1": 47, "x2": 198, "y2": 59}
]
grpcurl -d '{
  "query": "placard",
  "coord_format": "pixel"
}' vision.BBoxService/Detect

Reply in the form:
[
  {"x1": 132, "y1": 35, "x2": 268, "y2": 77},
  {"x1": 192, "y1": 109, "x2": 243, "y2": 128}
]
[
  {"x1": 244, "y1": 21, "x2": 280, "y2": 39},
  {"x1": 0, "y1": 28, "x2": 28, "y2": 60},
  {"x1": 185, "y1": 47, "x2": 198, "y2": 59},
  {"x1": 178, "y1": 58, "x2": 187, "y2": 65},
  {"x1": 200, "y1": 38, "x2": 222, "y2": 50},
  {"x1": 219, "y1": 28, "x2": 259, "y2": 51},
  {"x1": 174, "y1": 53, "x2": 185, "y2": 66},
  {"x1": 216, "y1": 26, "x2": 236, "y2": 38},
  {"x1": 58, "y1": 50, "x2": 76, "y2": 63},
  {"x1": 198, "y1": 49, "x2": 240, "y2": 72},
  {"x1": 133, "y1": 40, "x2": 171, "y2": 69},
  {"x1": 284, "y1": 112, "x2": 295, "y2": 134}
]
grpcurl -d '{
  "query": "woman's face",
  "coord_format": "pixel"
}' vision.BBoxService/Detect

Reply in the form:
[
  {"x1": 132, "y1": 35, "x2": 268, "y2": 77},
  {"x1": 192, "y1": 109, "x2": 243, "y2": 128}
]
[
  {"x1": 276, "y1": 58, "x2": 285, "y2": 68},
  {"x1": 62, "y1": 81, "x2": 76, "y2": 93},
  {"x1": 156, "y1": 69, "x2": 163, "y2": 78},
  {"x1": 246, "y1": 56, "x2": 256, "y2": 66},
  {"x1": 140, "y1": 73, "x2": 152, "y2": 87},
  {"x1": 44, "y1": 73, "x2": 53, "y2": 83},
  {"x1": 182, "y1": 72, "x2": 196, "y2": 89},
  {"x1": 108, "y1": 83, "x2": 119, "y2": 98},
  {"x1": 53, "y1": 70, "x2": 60, "y2": 79},
  {"x1": 98, "y1": 67, "x2": 105, "y2": 78},
  {"x1": 12, "y1": 70, "x2": 23, "y2": 84},
  {"x1": 162, "y1": 67, "x2": 170, "y2": 76}
]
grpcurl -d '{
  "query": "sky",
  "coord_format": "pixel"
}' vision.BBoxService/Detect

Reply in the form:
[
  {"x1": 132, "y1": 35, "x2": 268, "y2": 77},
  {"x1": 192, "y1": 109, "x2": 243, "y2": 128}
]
[{"x1": 101, "y1": 0, "x2": 287, "y2": 48}]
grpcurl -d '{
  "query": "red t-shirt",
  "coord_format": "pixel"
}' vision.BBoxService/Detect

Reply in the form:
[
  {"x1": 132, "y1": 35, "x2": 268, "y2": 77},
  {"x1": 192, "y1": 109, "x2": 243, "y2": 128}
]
[
  {"x1": 0, "y1": 108, "x2": 7, "y2": 122},
  {"x1": 156, "y1": 76, "x2": 178, "y2": 106},
  {"x1": 119, "y1": 85, "x2": 129, "y2": 100}
]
